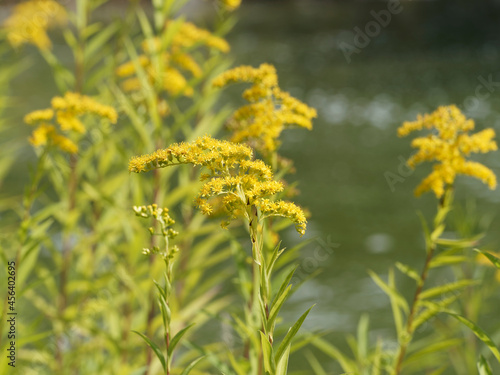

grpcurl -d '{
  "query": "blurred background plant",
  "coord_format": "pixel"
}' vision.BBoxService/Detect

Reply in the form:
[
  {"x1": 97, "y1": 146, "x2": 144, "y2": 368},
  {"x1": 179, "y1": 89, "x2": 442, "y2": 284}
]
[{"x1": 1, "y1": 0, "x2": 500, "y2": 374}]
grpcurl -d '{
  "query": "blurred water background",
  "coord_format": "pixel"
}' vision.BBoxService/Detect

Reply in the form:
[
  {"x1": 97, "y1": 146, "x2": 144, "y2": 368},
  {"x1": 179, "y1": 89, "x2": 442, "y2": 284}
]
[{"x1": 3, "y1": 0, "x2": 500, "y2": 373}]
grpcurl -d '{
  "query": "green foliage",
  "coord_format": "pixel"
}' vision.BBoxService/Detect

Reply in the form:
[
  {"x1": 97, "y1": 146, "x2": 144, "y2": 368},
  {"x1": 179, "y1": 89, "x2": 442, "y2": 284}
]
[{"x1": 2, "y1": 1, "x2": 500, "y2": 375}]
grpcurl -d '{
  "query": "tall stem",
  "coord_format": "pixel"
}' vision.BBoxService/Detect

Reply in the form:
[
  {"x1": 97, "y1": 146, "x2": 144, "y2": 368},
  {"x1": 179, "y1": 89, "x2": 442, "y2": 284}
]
[
  {"x1": 393, "y1": 244, "x2": 435, "y2": 375},
  {"x1": 248, "y1": 205, "x2": 264, "y2": 375},
  {"x1": 393, "y1": 188, "x2": 452, "y2": 375}
]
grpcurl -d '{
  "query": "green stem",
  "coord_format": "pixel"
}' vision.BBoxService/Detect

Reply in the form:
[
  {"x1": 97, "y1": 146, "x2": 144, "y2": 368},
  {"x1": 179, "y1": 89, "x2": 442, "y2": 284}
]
[
  {"x1": 393, "y1": 188, "x2": 452, "y2": 375},
  {"x1": 393, "y1": 243, "x2": 435, "y2": 375}
]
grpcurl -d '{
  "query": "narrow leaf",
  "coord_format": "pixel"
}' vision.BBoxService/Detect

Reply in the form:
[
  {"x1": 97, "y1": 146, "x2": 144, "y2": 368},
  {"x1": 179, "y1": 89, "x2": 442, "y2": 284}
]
[
  {"x1": 419, "y1": 280, "x2": 478, "y2": 300},
  {"x1": 132, "y1": 331, "x2": 166, "y2": 372},
  {"x1": 477, "y1": 355, "x2": 493, "y2": 375},
  {"x1": 168, "y1": 323, "x2": 196, "y2": 357},
  {"x1": 445, "y1": 312, "x2": 500, "y2": 362},
  {"x1": 180, "y1": 356, "x2": 205, "y2": 375},
  {"x1": 475, "y1": 249, "x2": 500, "y2": 269},
  {"x1": 275, "y1": 305, "x2": 313, "y2": 363},
  {"x1": 275, "y1": 344, "x2": 290, "y2": 375},
  {"x1": 260, "y1": 331, "x2": 276, "y2": 374}
]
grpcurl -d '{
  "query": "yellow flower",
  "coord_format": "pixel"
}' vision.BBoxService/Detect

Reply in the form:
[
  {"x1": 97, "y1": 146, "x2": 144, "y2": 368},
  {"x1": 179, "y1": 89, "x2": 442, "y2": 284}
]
[
  {"x1": 51, "y1": 92, "x2": 118, "y2": 123},
  {"x1": 29, "y1": 123, "x2": 55, "y2": 147},
  {"x1": 4, "y1": 0, "x2": 67, "y2": 50},
  {"x1": 24, "y1": 109, "x2": 54, "y2": 124},
  {"x1": 220, "y1": 0, "x2": 242, "y2": 11},
  {"x1": 25, "y1": 92, "x2": 117, "y2": 153},
  {"x1": 171, "y1": 21, "x2": 230, "y2": 53},
  {"x1": 129, "y1": 136, "x2": 307, "y2": 235},
  {"x1": 116, "y1": 20, "x2": 229, "y2": 99},
  {"x1": 213, "y1": 64, "x2": 316, "y2": 155},
  {"x1": 398, "y1": 105, "x2": 497, "y2": 197}
]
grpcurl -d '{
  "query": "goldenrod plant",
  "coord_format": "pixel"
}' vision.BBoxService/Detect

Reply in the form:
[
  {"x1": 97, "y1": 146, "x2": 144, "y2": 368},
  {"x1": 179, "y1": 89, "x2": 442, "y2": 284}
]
[
  {"x1": 130, "y1": 136, "x2": 312, "y2": 374},
  {"x1": 311, "y1": 106, "x2": 500, "y2": 375},
  {"x1": 4, "y1": 1, "x2": 500, "y2": 374}
]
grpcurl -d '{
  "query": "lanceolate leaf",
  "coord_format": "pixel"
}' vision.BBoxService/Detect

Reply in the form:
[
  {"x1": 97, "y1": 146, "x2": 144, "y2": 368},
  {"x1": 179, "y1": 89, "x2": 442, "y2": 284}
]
[
  {"x1": 275, "y1": 344, "x2": 291, "y2": 375},
  {"x1": 477, "y1": 355, "x2": 493, "y2": 375},
  {"x1": 444, "y1": 312, "x2": 500, "y2": 362},
  {"x1": 419, "y1": 279, "x2": 478, "y2": 300},
  {"x1": 260, "y1": 331, "x2": 276, "y2": 374},
  {"x1": 168, "y1": 323, "x2": 196, "y2": 357},
  {"x1": 274, "y1": 305, "x2": 314, "y2": 363},
  {"x1": 180, "y1": 356, "x2": 206, "y2": 375},
  {"x1": 429, "y1": 255, "x2": 469, "y2": 269},
  {"x1": 368, "y1": 270, "x2": 409, "y2": 313},
  {"x1": 132, "y1": 331, "x2": 166, "y2": 372},
  {"x1": 395, "y1": 262, "x2": 421, "y2": 283},
  {"x1": 267, "y1": 284, "x2": 292, "y2": 333},
  {"x1": 475, "y1": 249, "x2": 500, "y2": 269}
]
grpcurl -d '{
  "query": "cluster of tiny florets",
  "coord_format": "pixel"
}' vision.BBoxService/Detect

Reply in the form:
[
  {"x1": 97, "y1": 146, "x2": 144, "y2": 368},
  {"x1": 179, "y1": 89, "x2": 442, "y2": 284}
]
[
  {"x1": 133, "y1": 204, "x2": 179, "y2": 257},
  {"x1": 219, "y1": 0, "x2": 242, "y2": 11},
  {"x1": 25, "y1": 92, "x2": 117, "y2": 153},
  {"x1": 212, "y1": 63, "x2": 317, "y2": 155},
  {"x1": 4, "y1": 0, "x2": 67, "y2": 50},
  {"x1": 129, "y1": 136, "x2": 307, "y2": 235},
  {"x1": 398, "y1": 105, "x2": 497, "y2": 197},
  {"x1": 116, "y1": 20, "x2": 229, "y2": 105}
]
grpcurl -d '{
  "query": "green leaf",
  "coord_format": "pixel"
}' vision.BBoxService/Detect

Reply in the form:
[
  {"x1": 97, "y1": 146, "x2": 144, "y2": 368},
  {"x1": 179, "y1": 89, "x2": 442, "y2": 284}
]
[
  {"x1": 434, "y1": 235, "x2": 481, "y2": 249},
  {"x1": 368, "y1": 269, "x2": 409, "y2": 314},
  {"x1": 405, "y1": 339, "x2": 462, "y2": 365},
  {"x1": 275, "y1": 344, "x2": 290, "y2": 375},
  {"x1": 267, "y1": 242, "x2": 284, "y2": 279},
  {"x1": 305, "y1": 350, "x2": 328, "y2": 375},
  {"x1": 167, "y1": 323, "x2": 196, "y2": 358},
  {"x1": 274, "y1": 305, "x2": 313, "y2": 363},
  {"x1": 179, "y1": 356, "x2": 205, "y2": 375},
  {"x1": 419, "y1": 279, "x2": 478, "y2": 300},
  {"x1": 444, "y1": 312, "x2": 500, "y2": 362},
  {"x1": 132, "y1": 330, "x2": 166, "y2": 372},
  {"x1": 267, "y1": 284, "x2": 292, "y2": 333},
  {"x1": 311, "y1": 337, "x2": 357, "y2": 373},
  {"x1": 260, "y1": 331, "x2": 276, "y2": 374},
  {"x1": 477, "y1": 355, "x2": 493, "y2": 375},
  {"x1": 357, "y1": 314, "x2": 369, "y2": 360},
  {"x1": 85, "y1": 22, "x2": 119, "y2": 63},
  {"x1": 475, "y1": 249, "x2": 500, "y2": 269},
  {"x1": 429, "y1": 255, "x2": 468, "y2": 269},
  {"x1": 412, "y1": 294, "x2": 459, "y2": 331},
  {"x1": 272, "y1": 265, "x2": 296, "y2": 305},
  {"x1": 430, "y1": 224, "x2": 445, "y2": 242},
  {"x1": 395, "y1": 262, "x2": 421, "y2": 283},
  {"x1": 417, "y1": 211, "x2": 431, "y2": 250}
]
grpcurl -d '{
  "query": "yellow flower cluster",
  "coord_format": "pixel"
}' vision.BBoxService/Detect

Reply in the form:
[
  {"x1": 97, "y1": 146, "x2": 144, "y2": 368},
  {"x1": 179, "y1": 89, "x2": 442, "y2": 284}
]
[
  {"x1": 219, "y1": 0, "x2": 242, "y2": 10},
  {"x1": 129, "y1": 136, "x2": 307, "y2": 235},
  {"x1": 25, "y1": 92, "x2": 117, "y2": 153},
  {"x1": 213, "y1": 64, "x2": 317, "y2": 155},
  {"x1": 398, "y1": 105, "x2": 497, "y2": 197},
  {"x1": 4, "y1": 0, "x2": 67, "y2": 50},
  {"x1": 116, "y1": 20, "x2": 229, "y2": 101}
]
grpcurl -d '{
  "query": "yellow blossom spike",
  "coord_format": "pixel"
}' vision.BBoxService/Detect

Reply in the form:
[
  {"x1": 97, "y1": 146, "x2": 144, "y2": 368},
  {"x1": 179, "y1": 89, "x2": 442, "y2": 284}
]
[
  {"x1": 24, "y1": 109, "x2": 54, "y2": 125},
  {"x1": 219, "y1": 0, "x2": 242, "y2": 11},
  {"x1": 399, "y1": 105, "x2": 498, "y2": 197},
  {"x1": 29, "y1": 123, "x2": 55, "y2": 147},
  {"x1": 213, "y1": 64, "x2": 316, "y2": 155},
  {"x1": 4, "y1": 0, "x2": 67, "y2": 50},
  {"x1": 130, "y1": 136, "x2": 307, "y2": 236},
  {"x1": 26, "y1": 92, "x2": 117, "y2": 154},
  {"x1": 51, "y1": 92, "x2": 118, "y2": 123},
  {"x1": 172, "y1": 52, "x2": 202, "y2": 78},
  {"x1": 172, "y1": 21, "x2": 230, "y2": 53}
]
